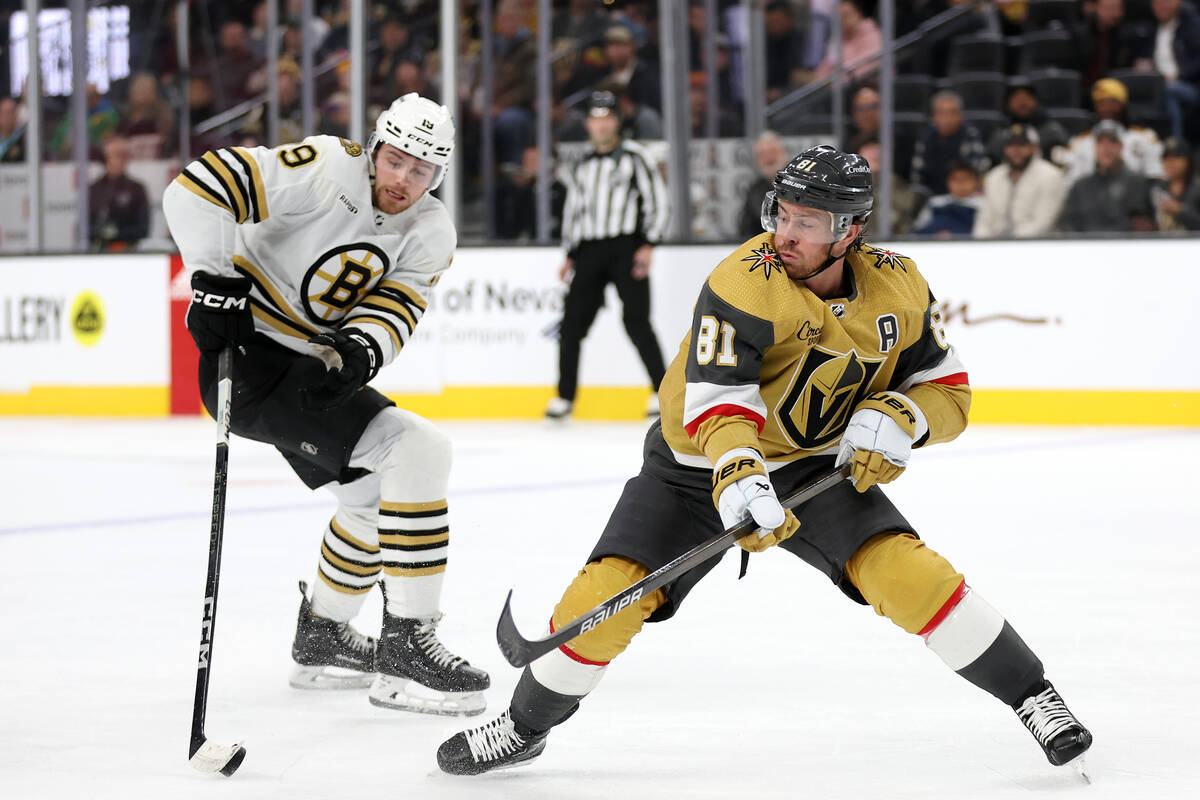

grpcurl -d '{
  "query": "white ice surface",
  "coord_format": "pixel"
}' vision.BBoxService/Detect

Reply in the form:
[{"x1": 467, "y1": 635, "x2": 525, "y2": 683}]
[{"x1": 1, "y1": 418, "x2": 1197, "y2": 799}]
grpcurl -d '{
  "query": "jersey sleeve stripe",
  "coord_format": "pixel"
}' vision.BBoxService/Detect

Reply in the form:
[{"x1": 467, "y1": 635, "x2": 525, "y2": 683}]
[
  {"x1": 358, "y1": 295, "x2": 418, "y2": 331},
  {"x1": 372, "y1": 286, "x2": 425, "y2": 320},
  {"x1": 227, "y1": 146, "x2": 268, "y2": 222},
  {"x1": 683, "y1": 403, "x2": 767, "y2": 437},
  {"x1": 894, "y1": 345, "x2": 968, "y2": 392},
  {"x1": 199, "y1": 152, "x2": 248, "y2": 223},
  {"x1": 344, "y1": 314, "x2": 404, "y2": 351},
  {"x1": 251, "y1": 300, "x2": 318, "y2": 339},
  {"x1": 174, "y1": 170, "x2": 233, "y2": 215},
  {"x1": 930, "y1": 372, "x2": 969, "y2": 386},
  {"x1": 233, "y1": 255, "x2": 318, "y2": 337},
  {"x1": 211, "y1": 150, "x2": 253, "y2": 223},
  {"x1": 378, "y1": 279, "x2": 429, "y2": 311}
]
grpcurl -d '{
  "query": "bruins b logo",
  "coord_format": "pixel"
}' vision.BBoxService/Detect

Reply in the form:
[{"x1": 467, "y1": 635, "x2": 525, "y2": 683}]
[
  {"x1": 299, "y1": 243, "x2": 390, "y2": 323},
  {"x1": 777, "y1": 346, "x2": 884, "y2": 450}
]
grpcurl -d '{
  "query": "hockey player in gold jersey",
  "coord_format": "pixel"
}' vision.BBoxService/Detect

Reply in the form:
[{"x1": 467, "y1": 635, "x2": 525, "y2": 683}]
[
  {"x1": 163, "y1": 94, "x2": 489, "y2": 715},
  {"x1": 439, "y1": 145, "x2": 1092, "y2": 772}
]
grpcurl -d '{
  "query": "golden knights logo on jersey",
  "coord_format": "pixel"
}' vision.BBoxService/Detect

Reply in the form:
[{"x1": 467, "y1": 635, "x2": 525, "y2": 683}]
[
  {"x1": 300, "y1": 244, "x2": 390, "y2": 324},
  {"x1": 740, "y1": 243, "x2": 782, "y2": 280},
  {"x1": 778, "y1": 346, "x2": 885, "y2": 450}
]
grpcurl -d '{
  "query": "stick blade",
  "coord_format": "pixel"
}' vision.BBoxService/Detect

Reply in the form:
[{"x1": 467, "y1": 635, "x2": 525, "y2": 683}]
[
  {"x1": 496, "y1": 590, "x2": 538, "y2": 668},
  {"x1": 189, "y1": 739, "x2": 247, "y2": 776}
]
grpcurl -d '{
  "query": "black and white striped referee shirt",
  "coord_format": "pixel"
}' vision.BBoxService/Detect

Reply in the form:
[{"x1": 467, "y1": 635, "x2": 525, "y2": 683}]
[{"x1": 560, "y1": 140, "x2": 670, "y2": 254}]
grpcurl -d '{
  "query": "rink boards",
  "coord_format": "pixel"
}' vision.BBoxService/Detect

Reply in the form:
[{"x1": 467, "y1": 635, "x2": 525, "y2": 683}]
[{"x1": 1, "y1": 240, "x2": 1197, "y2": 424}]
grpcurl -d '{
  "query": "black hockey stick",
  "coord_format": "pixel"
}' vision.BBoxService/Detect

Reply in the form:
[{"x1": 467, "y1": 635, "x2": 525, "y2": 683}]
[
  {"x1": 496, "y1": 462, "x2": 852, "y2": 668},
  {"x1": 188, "y1": 347, "x2": 247, "y2": 776}
]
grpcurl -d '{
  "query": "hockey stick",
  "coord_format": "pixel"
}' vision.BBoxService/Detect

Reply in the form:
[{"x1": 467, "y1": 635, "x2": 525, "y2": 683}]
[
  {"x1": 188, "y1": 347, "x2": 247, "y2": 776},
  {"x1": 496, "y1": 462, "x2": 852, "y2": 668}
]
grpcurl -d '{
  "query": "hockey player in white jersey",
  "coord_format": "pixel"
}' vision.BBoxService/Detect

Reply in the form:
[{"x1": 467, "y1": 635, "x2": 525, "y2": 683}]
[{"x1": 162, "y1": 93, "x2": 489, "y2": 716}]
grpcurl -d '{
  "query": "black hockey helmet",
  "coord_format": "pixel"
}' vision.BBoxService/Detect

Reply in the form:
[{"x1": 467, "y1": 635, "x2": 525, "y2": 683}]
[{"x1": 761, "y1": 144, "x2": 873, "y2": 237}]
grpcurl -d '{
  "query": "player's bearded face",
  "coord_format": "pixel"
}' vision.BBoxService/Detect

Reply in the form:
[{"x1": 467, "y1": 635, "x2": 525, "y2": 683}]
[
  {"x1": 773, "y1": 201, "x2": 852, "y2": 280},
  {"x1": 373, "y1": 144, "x2": 436, "y2": 214}
]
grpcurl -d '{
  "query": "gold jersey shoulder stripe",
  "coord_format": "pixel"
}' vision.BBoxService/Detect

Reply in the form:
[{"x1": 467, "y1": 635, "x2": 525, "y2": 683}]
[
  {"x1": 228, "y1": 146, "x2": 269, "y2": 222},
  {"x1": 344, "y1": 314, "x2": 403, "y2": 352},
  {"x1": 199, "y1": 151, "x2": 248, "y2": 223},
  {"x1": 174, "y1": 170, "x2": 233, "y2": 215},
  {"x1": 378, "y1": 279, "x2": 428, "y2": 312}
]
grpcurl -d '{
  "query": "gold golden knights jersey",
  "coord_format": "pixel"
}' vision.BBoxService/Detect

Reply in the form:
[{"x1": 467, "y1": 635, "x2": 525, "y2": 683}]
[
  {"x1": 162, "y1": 135, "x2": 455, "y2": 366},
  {"x1": 656, "y1": 236, "x2": 971, "y2": 471}
]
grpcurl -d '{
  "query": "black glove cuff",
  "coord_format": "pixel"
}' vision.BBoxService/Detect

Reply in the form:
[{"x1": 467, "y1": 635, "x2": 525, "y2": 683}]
[{"x1": 342, "y1": 327, "x2": 383, "y2": 384}]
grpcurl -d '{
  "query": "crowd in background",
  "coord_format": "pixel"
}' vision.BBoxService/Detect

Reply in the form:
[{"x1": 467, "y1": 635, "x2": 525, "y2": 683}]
[{"x1": 0, "y1": 0, "x2": 1197, "y2": 250}]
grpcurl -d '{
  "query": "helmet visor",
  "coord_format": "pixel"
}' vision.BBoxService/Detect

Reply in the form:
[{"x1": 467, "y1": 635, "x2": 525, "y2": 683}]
[{"x1": 766, "y1": 196, "x2": 842, "y2": 244}]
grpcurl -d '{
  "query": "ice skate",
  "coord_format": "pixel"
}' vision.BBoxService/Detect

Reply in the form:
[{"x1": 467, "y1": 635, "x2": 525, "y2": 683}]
[
  {"x1": 368, "y1": 612, "x2": 489, "y2": 716},
  {"x1": 289, "y1": 581, "x2": 376, "y2": 689},
  {"x1": 544, "y1": 396, "x2": 572, "y2": 421},
  {"x1": 1015, "y1": 681, "x2": 1093, "y2": 776},
  {"x1": 437, "y1": 709, "x2": 548, "y2": 775}
]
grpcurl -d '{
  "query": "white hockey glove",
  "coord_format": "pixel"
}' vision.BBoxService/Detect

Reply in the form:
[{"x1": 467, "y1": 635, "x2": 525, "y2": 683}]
[
  {"x1": 711, "y1": 448, "x2": 799, "y2": 553},
  {"x1": 836, "y1": 392, "x2": 926, "y2": 493}
]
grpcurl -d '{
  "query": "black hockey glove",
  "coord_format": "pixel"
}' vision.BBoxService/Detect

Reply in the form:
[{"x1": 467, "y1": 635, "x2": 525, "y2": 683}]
[
  {"x1": 300, "y1": 327, "x2": 383, "y2": 411},
  {"x1": 187, "y1": 271, "x2": 254, "y2": 352}
]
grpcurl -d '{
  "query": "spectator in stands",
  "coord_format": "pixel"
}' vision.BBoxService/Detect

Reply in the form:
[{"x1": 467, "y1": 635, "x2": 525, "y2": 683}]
[
  {"x1": 910, "y1": 90, "x2": 990, "y2": 195},
  {"x1": 1064, "y1": 77, "x2": 1164, "y2": 181},
  {"x1": 87, "y1": 135, "x2": 149, "y2": 252},
  {"x1": 974, "y1": 124, "x2": 1066, "y2": 238},
  {"x1": 817, "y1": 0, "x2": 883, "y2": 81},
  {"x1": 213, "y1": 21, "x2": 265, "y2": 111},
  {"x1": 1151, "y1": 137, "x2": 1200, "y2": 229},
  {"x1": 846, "y1": 86, "x2": 881, "y2": 154},
  {"x1": 319, "y1": 91, "x2": 351, "y2": 139},
  {"x1": 371, "y1": 15, "x2": 425, "y2": 107},
  {"x1": 1142, "y1": 0, "x2": 1200, "y2": 141},
  {"x1": 1080, "y1": 0, "x2": 1153, "y2": 89},
  {"x1": 600, "y1": 23, "x2": 662, "y2": 112},
  {"x1": 118, "y1": 72, "x2": 175, "y2": 159},
  {"x1": 860, "y1": 138, "x2": 923, "y2": 235},
  {"x1": 492, "y1": 0, "x2": 539, "y2": 167},
  {"x1": 912, "y1": 160, "x2": 984, "y2": 237},
  {"x1": 609, "y1": 81, "x2": 664, "y2": 141},
  {"x1": 555, "y1": 0, "x2": 608, "y2": 46},
  {"x1": 274, "y1": 59, "x2": 306, "y2": 145},
  {"x1": 736, "y1": 130, "x2": 790, "y2": 239},
  {"x1": 48, "y1": 83, "x2": 119, "y2": 161},
  {"x1": 986, "y1": 79, "x2": 1068, "y2": 166},
  {"x1": 285, "y1": 0, "x2": 330, "y2": 55},
  {"x1": 0, "y1": 96, "x2": 26, "y2": 163},
  {"x1": 764, "y1": 1, "x2": 808, "y2": 103},
  {"x1": 689, "y1": 72, "x2": 742, "y2": 138},
  {"x1": 248, "y1": 2, "x2": 270, "y2": 60},
  {"x1": 1058, "y1": 119, "x2": 1156, "y2": 231},
  {"x1": 185, "y1": 74, "x2": 226, "y2": 155},
  {"x1": 496, "y1": 145, "x2": 564, "y2": 241},
  {"x1": 389, "y1": 60, "x2": 438, "y2": 105}
]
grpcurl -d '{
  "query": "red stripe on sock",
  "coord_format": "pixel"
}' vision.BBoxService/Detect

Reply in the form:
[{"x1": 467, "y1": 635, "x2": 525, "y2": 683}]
[
  {"x1": 549, "y1": 617, "x2": 610, "y2": 666},
  {"x1": 918, "y1": 580, "x2": 968, "y2": 638}
]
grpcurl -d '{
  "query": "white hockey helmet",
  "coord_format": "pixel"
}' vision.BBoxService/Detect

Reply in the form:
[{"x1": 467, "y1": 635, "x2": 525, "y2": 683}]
[{"x1": 368, "y1": 93, "x2": 455, "y2": 191}]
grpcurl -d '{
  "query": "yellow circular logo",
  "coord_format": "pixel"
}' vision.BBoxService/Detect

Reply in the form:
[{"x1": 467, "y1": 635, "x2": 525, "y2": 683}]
[{"x1": 71, "y1": 291, "x2": 105, "y2": 346}]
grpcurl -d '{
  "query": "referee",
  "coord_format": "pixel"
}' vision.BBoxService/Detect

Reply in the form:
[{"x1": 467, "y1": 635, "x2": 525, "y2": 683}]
[{"x1": 547, "y1": 90, "x2": 670, "y2": 421}]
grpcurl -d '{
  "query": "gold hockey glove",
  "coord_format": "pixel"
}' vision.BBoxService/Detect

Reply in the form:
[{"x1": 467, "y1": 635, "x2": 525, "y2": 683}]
[
  {"x1": 836, "y1": 392, "x2": 923, "y2": 493},
  {"x1": 712, "y1": 448, "x2": 796, "y2": 551}
]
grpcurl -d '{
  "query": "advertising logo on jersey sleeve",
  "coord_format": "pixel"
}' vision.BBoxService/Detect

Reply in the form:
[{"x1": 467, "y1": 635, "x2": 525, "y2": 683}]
[{"x1": 300, "y1": 244, "x2": 390, "y2": 324}]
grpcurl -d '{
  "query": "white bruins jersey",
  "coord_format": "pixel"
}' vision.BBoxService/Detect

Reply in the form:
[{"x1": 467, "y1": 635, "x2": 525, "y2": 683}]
[{"x1": 162, "y1": 135, "x2": 455, "y2": 365}]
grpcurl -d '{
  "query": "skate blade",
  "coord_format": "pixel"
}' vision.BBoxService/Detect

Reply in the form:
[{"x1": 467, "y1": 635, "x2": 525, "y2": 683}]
[
  {"x1": 1070, "y1": 754, "x2": 1091, "y2": 784},
  {"x1": 368, "y1": 674, "x2": 486, "y2": 717},
  {"x1": 289, "y1": 663, "x2": 375, "y2": 690}
]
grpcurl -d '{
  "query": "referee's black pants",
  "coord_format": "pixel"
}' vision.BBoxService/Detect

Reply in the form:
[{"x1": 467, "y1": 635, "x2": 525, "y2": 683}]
[{"x1": 557, "y1": 235, "x2": 666, "y2": 402}]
